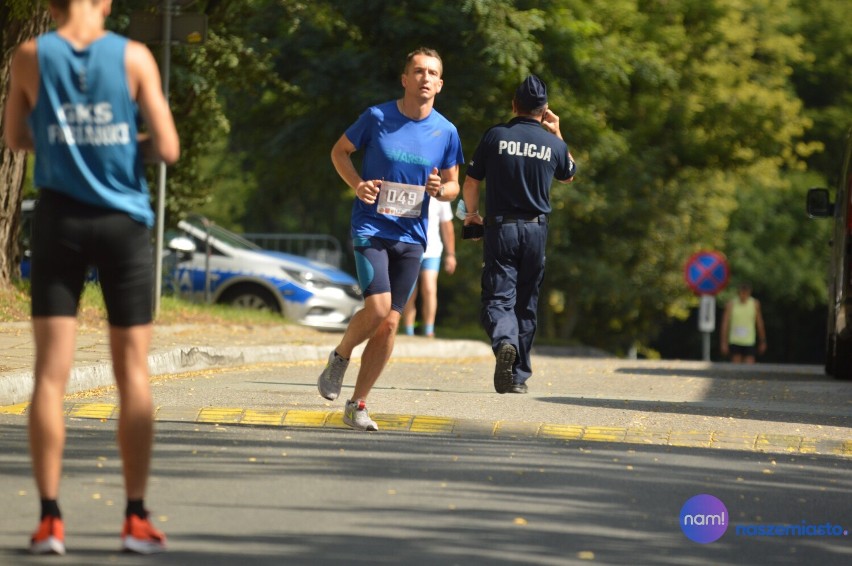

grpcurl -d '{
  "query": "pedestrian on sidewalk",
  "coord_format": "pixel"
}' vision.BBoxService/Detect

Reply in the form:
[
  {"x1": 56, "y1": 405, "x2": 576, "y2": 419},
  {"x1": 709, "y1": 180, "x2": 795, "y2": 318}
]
[
  {"x1": 402, "y1": 197, "x2": 457, "y2": 337},
  {"x1": 461, "y1": 75, "x2": 576, "y2": 394},
  {"x1": 4, "y1": 0, "x2": 179, "y2": 555},
  {"x1": 320, "y1": 47, "x2": 463, "y2": 430},
  {"x1": 720, "y1": 282, "x2": 767, "y2": 363}
]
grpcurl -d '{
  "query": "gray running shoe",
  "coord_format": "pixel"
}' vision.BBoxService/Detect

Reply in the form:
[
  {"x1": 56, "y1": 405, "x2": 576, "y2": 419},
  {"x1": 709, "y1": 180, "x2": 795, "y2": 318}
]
[
  {"x1": 343, "y1": 399, "x2": 378, "y2": 431},
  {"x1": 494, "y1": 341, "x2": 516, "y2": 394},
  {"x1": 318, "y1": 350, "x2": 348, "y2": 400}
]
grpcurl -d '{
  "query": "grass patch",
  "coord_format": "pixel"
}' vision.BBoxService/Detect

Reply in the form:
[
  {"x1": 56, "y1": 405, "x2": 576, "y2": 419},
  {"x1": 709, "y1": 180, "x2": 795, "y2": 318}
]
[
  {"x1": 428, "y1": 322, "x2": 489, "y2": 343},
  {"x1": 0, "y1": 280, "x2": 287, "y2": 327},
  {"x1": 156, "y1": 294, "x2": 288, "y2": 326},
  {"x1": 0, "y1": 281, "x2": 30, "y2": 321}
]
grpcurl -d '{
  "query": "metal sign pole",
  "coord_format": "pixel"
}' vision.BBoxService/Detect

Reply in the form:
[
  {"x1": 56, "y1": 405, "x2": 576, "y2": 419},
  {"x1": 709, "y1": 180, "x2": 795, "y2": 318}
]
[
  {"x1": 698, "y1": 294, "x2": 716, "y2": 361},
  {"x1": 153, "y1": 0, "x2": 172, "y2": 319}
]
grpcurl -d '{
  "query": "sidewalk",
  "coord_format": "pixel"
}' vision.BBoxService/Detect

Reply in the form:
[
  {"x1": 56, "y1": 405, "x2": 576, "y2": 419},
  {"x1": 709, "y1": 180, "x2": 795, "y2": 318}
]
[
  {"x1": 0, "y1": 320, "x2": 492, "y2": 406},
  {"x1": 1, "y1": 321, "x2": 849, "y2": 458}
]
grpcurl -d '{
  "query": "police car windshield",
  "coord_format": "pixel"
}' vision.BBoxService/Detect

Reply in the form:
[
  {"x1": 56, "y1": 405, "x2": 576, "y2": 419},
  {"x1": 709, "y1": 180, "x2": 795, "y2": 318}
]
[{"x1": 184, "y1": 217, "x2": 262, "y2": 251}]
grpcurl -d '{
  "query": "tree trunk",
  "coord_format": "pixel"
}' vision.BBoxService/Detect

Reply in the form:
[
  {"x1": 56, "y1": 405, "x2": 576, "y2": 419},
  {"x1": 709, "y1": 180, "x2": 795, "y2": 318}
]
[{"x1": 0, "y1": 2, "x2": 51, "y2": 286}]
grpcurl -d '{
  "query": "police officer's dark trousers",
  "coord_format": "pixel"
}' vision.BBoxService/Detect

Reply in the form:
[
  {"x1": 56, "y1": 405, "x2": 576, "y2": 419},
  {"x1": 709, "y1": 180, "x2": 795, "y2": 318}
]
[{"x1": 480, "y1": 216, "x2": 547, "y2": 384}]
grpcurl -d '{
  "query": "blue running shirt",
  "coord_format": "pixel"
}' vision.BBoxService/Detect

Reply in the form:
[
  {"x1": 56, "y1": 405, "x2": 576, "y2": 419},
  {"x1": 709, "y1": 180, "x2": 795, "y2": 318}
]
[
  {"x1": 344, "y1": 100, "x2": 463, "y2": 246},
  {"x1": 29, "y1": 32, "x2": 153, "y2": 227}
]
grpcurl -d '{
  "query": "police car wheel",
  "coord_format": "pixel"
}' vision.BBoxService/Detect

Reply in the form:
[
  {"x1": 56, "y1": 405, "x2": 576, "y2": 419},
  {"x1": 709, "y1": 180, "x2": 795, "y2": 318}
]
[{"x1": 219, "y1": 286, "x2": 280, "y2": 313}]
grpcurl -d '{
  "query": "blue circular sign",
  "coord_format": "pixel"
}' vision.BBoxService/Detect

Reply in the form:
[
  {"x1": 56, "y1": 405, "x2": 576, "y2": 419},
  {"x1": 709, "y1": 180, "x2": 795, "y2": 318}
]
[{"x1": 684, "y1": 251, "x2": 729, "y2": 295}]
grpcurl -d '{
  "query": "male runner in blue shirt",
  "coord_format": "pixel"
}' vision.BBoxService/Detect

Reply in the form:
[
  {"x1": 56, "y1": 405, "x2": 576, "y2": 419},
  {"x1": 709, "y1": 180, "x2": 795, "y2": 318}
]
[{"x1": 320, "y1": 47, "x2": 463, "y2": 430}]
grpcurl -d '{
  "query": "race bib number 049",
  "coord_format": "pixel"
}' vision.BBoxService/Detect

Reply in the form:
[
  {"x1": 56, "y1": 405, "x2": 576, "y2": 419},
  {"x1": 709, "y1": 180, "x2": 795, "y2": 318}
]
[{"x1": 377, "y1": 181, "x2": 425, "y2": 218}]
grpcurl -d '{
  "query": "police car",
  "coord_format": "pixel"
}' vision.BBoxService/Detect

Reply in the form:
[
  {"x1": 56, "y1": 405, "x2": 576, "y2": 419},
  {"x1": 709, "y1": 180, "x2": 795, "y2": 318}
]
[
  {"x1": 18, "y1": 202, "x2": 362, "y2": 331},
  {"x1": 166, "y1": 216, "x2": 362, "y2": 331}
]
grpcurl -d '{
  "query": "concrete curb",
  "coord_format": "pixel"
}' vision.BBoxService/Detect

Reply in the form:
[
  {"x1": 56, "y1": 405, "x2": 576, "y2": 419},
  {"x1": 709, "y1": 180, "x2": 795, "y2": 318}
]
[
  {"x1": 0, "y1": 339, "x2": 493, "y2": 406},
  {"x1": 2, "y1": 402, "x2": 849, "y2": 458}
]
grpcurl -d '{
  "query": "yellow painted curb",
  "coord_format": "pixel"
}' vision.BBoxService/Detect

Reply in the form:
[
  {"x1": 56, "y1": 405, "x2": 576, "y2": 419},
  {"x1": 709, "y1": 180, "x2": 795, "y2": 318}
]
[
  {"x1": 1, "y1": 402, "x2": 849, "y2": 458},
  {"x1": 0, "y1": 402, "x2": 29, "y2": 415},
  {"x1": 67, "y1": 403, "x2": 117, "y2": 419}
]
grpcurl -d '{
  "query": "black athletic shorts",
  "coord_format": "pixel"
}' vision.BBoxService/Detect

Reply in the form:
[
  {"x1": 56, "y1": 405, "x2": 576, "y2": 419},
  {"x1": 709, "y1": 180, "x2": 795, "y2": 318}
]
[
  {"x1": 729, "y1": 344, "x2": 756, "y2": 358},
  {"x1": 30, "y1": 190, "x2": 154, "y2": 327},
  {"x1": 352, "y1": 236, "x2": 424, "y2": 313}
]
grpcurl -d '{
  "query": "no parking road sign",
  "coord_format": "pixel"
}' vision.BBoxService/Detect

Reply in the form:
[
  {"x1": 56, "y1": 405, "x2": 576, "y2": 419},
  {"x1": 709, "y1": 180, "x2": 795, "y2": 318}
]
[
  {"x1": 685, "y1": 250, "x2": 729, "y2": 360},
  {"x1": 684, "y1": 250, "x2": 729, "y2": 296}
]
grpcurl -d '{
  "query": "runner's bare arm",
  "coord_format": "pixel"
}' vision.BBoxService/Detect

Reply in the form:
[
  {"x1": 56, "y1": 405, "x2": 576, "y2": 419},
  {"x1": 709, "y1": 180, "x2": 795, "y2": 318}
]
[
  {"x1": 755, "y1": 300, "x2": 767, "y2": 352},
  {"x1": 4, "y1": 40, "x2": 39, "y2": 152},
  {"x1": 331, "y1": 134, "x2": 380, "y2": 203},
  {"x1": 126, "y1": 41, "x2": 179, "y2": 164},
  {"x1": 720, "y1": 301, "x2": 733, "y2": 353},
  {"x1": 434, "y1": 164, "x2": 460, "y2": 201}
]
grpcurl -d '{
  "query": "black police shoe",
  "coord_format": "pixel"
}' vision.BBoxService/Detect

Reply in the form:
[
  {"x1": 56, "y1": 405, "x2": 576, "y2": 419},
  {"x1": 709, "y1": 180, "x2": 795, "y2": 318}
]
[
  {"x1": 508, "y1": 382, "x2": 528, "y2": 394},
  {"x1": 494, "y1": 342, "x2": 516, "y2": 394}
]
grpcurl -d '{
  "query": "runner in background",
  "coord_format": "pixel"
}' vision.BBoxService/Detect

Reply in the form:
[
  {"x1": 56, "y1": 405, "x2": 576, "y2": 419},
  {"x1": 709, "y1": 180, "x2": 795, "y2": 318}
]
[
  {"x1": 402, "y1": 197, "x2": 457, "y2": 337},
  {"x1": 720, "y1": 282, "x2": 767, "y2": 363}
]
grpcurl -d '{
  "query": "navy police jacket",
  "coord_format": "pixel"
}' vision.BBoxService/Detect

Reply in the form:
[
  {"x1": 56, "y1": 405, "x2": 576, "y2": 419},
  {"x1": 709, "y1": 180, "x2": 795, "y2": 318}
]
[{"x1": 466, "y1": 116, "x2": 575, "y2": 217}]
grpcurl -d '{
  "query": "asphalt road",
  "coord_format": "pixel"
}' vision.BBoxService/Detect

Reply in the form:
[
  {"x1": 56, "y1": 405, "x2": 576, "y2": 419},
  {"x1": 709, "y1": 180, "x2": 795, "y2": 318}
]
[
  {"x1": 0, "y1": 417, "x2": 849, "y2": 565},
  {"x1": 0, "y1": 354, "x2": 849, "y2": 565}
]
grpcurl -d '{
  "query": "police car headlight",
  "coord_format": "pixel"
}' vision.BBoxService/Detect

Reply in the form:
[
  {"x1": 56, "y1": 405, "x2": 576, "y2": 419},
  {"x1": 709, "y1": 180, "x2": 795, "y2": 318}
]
[
  {"x1": 282, "y1": 268, "x2": 328, "y2": 289},
  {"x1": 342, "y1": 284, "x2": 363, "y2": 300}
]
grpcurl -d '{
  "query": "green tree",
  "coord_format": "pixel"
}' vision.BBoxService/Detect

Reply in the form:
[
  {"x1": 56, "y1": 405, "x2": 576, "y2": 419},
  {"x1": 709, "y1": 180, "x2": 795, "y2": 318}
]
[
  {"x1": 0, "y1": 0, "x2": 50, "y2": 285},
  {"x1": 110, "y1": 0, "x2": 283, "y2": 224},
  {"x1": 203, "y1": 0, "x2": 830, "y2": 356},
  {"x1": 196, "y1": 0, "x2": 849, "y2": 360},
  {"x1": 0, "y1": 0, "x2": 820, "y2": 358},
  {"x1": 524, "y1": 0, "x2": 815, "y2": 354},
  {"x1": 720, "y1": 167, "x2": 832, "y2": 361},
  {"x1": 0, "y1": 0, "x2": 280, "y2": 285},
  {"x1": 789, "y1": 0, "x2": 852, "y2": 184},
  {"x1": 219, "y1": 0, "x2": 546, "y2": 275}
]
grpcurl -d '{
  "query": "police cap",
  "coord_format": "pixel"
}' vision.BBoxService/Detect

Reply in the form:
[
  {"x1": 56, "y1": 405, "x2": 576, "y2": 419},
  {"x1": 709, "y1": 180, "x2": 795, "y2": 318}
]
[{"x1": 515, "y1": 75, "x2": 547, "y2": 110}]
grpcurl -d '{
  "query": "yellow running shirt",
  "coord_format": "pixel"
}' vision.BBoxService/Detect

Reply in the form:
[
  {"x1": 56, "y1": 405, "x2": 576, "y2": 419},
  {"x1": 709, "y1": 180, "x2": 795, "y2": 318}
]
[{"x1": 729, "y1": 297, "x2": 757, "y2": 346}]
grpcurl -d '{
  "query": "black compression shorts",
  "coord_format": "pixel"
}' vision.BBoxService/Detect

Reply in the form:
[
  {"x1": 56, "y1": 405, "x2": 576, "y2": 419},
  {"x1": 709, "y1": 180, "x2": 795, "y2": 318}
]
[
  {"x1": 30, "y1": 190, "x2": 154, "y2": 327},
  {"x1": 352, "y1": 236, "x2": 424, "y2": 313}
]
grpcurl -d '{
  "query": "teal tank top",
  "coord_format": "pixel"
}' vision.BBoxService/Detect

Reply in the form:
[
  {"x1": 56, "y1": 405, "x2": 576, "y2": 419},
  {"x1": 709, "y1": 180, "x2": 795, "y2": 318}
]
[{"x1": 29, "y1": 32, "x2": 153, "y2": 227}]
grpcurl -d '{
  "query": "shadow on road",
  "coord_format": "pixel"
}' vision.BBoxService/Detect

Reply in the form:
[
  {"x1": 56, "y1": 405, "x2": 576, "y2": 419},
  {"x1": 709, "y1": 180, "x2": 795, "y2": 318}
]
[
  {"x1": 537, "y1": 396, "x2": 850, "y2": 428},
  {"x1": 0, "y1": 419, "x2": 850, "y2": 565},
  {"x1": 615, "y1": 365, "x2": 828, "y2": 382}
]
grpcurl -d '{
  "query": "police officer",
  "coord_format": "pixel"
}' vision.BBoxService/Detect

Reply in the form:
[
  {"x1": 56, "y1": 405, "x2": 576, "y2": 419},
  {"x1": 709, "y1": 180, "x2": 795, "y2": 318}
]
[{"x1": 461, "y1": 75, "x2": 576, "y2": 394}]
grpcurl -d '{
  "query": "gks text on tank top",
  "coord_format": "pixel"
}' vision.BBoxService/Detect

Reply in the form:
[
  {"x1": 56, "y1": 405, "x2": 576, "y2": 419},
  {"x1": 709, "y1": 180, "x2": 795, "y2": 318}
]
[{"x1": 48, "y1": 102, "x2": 130, "y2": 146}]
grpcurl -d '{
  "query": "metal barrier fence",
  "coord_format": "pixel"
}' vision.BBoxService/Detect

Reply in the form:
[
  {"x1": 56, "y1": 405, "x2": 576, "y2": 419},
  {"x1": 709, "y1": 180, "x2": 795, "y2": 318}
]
[{"x1": 241, "y1": 233, "x2": 344, "y2": 268}]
